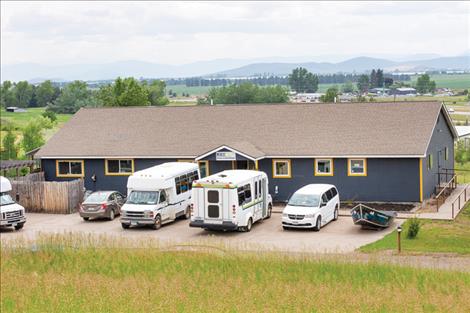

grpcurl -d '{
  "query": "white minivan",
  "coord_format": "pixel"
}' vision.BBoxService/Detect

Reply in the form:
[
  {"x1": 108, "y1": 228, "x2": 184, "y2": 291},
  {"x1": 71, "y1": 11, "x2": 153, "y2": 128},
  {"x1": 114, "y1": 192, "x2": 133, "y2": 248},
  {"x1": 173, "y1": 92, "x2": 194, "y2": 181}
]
[
  {"x1": 120, "y1": 162, "x2": 199, "y2": 230},
  {"x1": 0, "y1": 176, "x2": 26, "y2": 231},
  {"x1": 282, "y1": 184, "x2": 339, "y2": 231}
]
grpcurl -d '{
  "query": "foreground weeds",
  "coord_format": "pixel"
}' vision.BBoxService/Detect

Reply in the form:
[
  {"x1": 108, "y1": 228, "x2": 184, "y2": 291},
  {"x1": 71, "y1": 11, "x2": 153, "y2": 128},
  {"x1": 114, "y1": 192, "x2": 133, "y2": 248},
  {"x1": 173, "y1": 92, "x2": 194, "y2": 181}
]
[{"x1": 1, "y1": 234, "x2": 470, "y2": 313}]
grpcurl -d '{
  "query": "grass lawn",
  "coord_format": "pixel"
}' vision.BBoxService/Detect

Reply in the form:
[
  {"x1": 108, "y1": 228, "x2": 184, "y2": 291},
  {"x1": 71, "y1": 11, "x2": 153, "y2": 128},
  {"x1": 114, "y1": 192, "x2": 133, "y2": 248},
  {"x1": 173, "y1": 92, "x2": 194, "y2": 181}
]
[
  {"x1": 360, "y1": 202, "x2": 470, "y2": 255},
  {"x1": 1, "y1": 235, "x2": 469, "y2": 312},
  {"x1": 411, "y1": 74, "x2": 470, "y2": 90}
]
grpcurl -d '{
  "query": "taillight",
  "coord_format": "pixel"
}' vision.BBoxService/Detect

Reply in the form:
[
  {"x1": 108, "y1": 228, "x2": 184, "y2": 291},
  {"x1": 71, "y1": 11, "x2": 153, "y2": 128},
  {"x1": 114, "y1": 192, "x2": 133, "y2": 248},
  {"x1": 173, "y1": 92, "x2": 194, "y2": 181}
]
[
  {"x1": 190, "y1": 203, "x2": 194, "y2": 216},
  {"x1": 100, "y1": 203, "x2": 107, "y2": 210},
  {"x1": 232, "y1": 205, "x2": 236, "y2": 217},
  {"x1": 79, "y1": 205, "x2": 84, "y2": 211}
]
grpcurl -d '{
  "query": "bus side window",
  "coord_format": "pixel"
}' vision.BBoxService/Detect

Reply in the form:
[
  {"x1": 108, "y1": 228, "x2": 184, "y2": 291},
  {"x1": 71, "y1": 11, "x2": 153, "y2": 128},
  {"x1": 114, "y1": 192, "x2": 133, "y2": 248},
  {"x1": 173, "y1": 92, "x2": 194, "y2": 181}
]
[
  {"x1": 255, "y1": 181, "x2": 258, "y2": 199},
  {"x1": 258, "y1": 179, "x2": 262, "y2": 198},
  {"x1": 244, "y1": 184, "x2": 252, "y2": 203}
]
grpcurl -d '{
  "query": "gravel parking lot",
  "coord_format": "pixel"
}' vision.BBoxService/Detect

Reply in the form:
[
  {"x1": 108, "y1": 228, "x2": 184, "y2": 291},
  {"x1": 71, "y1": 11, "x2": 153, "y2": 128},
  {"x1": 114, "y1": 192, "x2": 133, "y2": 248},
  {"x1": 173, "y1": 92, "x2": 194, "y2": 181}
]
[{"x1": 0, "y1": 212, "x2": 398, "y2": 253}]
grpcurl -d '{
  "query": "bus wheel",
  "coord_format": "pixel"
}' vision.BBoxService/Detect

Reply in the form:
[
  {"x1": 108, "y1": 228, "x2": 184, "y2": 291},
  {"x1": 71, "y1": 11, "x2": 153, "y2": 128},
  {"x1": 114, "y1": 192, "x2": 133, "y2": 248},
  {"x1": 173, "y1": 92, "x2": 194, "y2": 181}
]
[
  {"x1": 245, "y1": 218, "x2": 253, "y2": 232},
  {"x1": 184, "y1": 206, "x2": 191, "y2": 219},
  {"x1": 152, "y1": 215, "x2": 162, "y2": 230},
  {"x1": 265, "y1": 204, "x2": 272, "y2": 219}
]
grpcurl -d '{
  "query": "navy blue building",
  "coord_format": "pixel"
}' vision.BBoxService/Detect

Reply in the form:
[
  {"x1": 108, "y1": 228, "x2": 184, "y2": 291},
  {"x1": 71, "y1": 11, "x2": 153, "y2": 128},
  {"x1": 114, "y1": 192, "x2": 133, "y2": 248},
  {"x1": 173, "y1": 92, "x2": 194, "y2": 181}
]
[{"x1": 37, "y1": 102, "x2": 456, "y2": 203}]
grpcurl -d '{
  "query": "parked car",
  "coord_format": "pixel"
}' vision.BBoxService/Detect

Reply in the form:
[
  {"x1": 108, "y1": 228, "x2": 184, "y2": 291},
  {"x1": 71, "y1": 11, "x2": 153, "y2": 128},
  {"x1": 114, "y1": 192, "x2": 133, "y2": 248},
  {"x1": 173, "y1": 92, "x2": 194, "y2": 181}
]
[
  {"x1": 0, "y1": 176, "x2": 26, "y2": 231},
  {"x1": 282, "y1": 184, "x2": 339, "y2": 231},
  {"x1": 79, "y1": 191, "x2": 126, "y2": 221}
]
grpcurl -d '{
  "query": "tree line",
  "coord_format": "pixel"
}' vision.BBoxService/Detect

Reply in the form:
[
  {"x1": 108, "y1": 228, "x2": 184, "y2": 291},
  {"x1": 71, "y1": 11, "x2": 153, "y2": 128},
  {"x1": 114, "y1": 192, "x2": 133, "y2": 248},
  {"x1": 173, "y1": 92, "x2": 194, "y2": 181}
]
[{"x1": 1, "y1": 78, "x2": 169, "y2": 114}]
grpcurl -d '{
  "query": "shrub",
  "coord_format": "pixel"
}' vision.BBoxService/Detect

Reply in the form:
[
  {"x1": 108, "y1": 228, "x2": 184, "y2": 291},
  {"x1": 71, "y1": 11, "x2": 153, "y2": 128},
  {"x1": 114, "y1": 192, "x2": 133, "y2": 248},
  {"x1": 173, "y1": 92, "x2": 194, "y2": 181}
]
[
  {"x1": 406, "y1": 218, "x2": 421, "y2": 239},
  {"x1": 42, "y1": 109, "x2": 57, "y2": 122}
]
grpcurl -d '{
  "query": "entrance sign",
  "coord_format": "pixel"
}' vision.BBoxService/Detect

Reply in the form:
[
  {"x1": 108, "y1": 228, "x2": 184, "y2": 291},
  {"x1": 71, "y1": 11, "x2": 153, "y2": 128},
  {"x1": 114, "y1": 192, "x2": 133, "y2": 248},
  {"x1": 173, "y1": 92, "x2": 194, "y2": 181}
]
[{"x1": 216, "y1": 151, "x2": 236, "y2": 161}]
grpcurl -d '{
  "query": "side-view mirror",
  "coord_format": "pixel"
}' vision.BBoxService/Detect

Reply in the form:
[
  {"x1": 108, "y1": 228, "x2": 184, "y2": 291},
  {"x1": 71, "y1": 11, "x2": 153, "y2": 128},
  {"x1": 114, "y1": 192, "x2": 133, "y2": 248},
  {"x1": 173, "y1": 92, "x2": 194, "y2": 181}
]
[{"x1": 320, "y1": 201, "x2": 327, "y2": 207}]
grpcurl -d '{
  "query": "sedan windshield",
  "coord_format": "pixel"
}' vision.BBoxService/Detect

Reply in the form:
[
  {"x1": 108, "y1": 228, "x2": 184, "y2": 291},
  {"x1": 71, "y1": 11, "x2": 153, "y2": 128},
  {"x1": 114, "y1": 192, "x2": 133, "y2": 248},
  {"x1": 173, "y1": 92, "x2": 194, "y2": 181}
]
[
  {"x1": 127, "y1": 191, "x2": 159, "y2": 205},
  {"x1": 0, "y1": 193, "x2": 15, "y2": 206},
  {"x1": 288, "y1": 193, "x2": 320, "y2": 207},
  {"x1": 84, "y1": 192, "x2": 110, "y2": 203}
]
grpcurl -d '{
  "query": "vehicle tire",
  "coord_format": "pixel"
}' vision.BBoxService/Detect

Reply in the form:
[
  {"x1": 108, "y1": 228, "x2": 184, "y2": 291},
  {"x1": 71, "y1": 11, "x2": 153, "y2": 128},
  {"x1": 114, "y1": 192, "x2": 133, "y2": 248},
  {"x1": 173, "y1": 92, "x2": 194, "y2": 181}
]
[
  {"x1": 282, "y1": 226, "x2": 289, "y2": 231},
  {"x1": 109, "y1": 210, "x2": 115, "y2": 221},
  {"x1": 152, "y1": 215, "x2": 162, "y2": 230},
  {"x1": 83, "y1": 217, "x2": 90, "y2": 221},
  {"x1": 121, "y1": 223, "x2": 130, "y2": 229},
  {"x1": 333, "y1": 207, "x2": 339, "y2": 221},
  {"x1": 265, "y1": 204, "x2": 272, "y2": 219},
  {"x1": 313, "y1": 216, "x2": 321, "y2": 232},
  {"x1": 14, "y1": 223, "x2": 24, "y2": 230},
  {"x1": 245, "y1": 218, "x2": 253, "y2": 232},
  {"x1": 184, "y1": 206, "x2": 191, "y2": 219}
]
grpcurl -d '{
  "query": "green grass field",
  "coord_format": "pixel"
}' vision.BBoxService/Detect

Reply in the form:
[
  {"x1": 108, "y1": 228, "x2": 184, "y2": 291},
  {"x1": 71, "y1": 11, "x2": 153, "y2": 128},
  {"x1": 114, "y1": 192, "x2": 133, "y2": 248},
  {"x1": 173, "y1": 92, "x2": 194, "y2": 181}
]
[
  {"x1": 361, "y1": 203, "x2": 470, "y2": 255},
  {"x1": 411, "y1": 74, "x2": 470, "y2": 90},
  {"x1": 1, "y1": 235, "x2": 469, "y2": 313}
]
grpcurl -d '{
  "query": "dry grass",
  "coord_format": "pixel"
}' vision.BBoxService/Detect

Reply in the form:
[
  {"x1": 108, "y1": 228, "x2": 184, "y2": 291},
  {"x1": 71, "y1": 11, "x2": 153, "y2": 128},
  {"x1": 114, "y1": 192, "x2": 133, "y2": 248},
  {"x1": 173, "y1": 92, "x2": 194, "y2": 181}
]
[{"x1": 1, "y1": 233, "x2": 470, "y2": 313}]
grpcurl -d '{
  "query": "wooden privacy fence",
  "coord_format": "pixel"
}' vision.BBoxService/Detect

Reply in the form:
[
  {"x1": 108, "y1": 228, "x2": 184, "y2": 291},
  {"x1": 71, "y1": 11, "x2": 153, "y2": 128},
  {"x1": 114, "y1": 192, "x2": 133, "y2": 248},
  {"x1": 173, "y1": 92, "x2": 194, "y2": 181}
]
[{"x1": 9, "y1": 174, "x2": 84, "y2": 214}]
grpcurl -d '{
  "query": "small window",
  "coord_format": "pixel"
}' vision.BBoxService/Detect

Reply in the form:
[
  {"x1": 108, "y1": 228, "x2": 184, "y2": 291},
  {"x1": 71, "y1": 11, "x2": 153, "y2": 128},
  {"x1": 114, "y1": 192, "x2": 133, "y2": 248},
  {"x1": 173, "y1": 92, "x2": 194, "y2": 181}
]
[
  {"x1": 56, "y1": 160, "x2": 84, "y2": 177},
  {"x1": 427, "y1": 154, "x2": 433, "y2": 170},
  {"x1": 321, "y1": 193, "x2": 328, "y2": 204},
  {"x1": 105, "y1": 159, "x2": 134, "y2": 175},
  {"x1": 159, "y1": 191, "x2": 167, "y2": 204},
  {"x1": 348, "y1": 158, "x2": 367, "y2": 176},
  {"x1": 444, "y1": 147, "x2": 448, "y2": 161},
  {"x1": 255, "y1": 181, "x2": 258, "y2": 199},
  {"x1": 315, "y1": 159, "x2": 333, "y2": 176},
  {"x1": 273, "y1": 159, "x2": 291, "y2": 178},
  {"x1": 237, "y1": 187, "x2": 245, "y2": 206},
  {"x1": 115, "y1": 193, "x2": 124, "y2": 201},
  {"x1": 244, "y1": 184, "x2": 252, "y2": 203},
  {"x1": 326, "y1": 189, "x2": 334, "y2": 201},
  {"x1": 331, "y1": 188, "x2": 338, "y2": 197},
  {"x1": 208, "y1": 190, "x2": 219, "y2": 203},
  {"x1": 258, "y1": 180, "x2": 262, "y2": 197}
]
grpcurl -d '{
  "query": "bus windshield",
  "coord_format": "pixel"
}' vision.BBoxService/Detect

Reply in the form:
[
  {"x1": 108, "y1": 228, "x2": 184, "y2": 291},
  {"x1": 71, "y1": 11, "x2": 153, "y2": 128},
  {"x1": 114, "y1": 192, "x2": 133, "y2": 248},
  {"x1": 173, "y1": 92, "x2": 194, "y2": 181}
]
[
  {"x1": 127, "y1": 191, "x2": 159, "y2": 205},
  {"x1": 287, "y1": 193, "x2": 320, "y2": 207},
  {"x1": 0, "y1": 193, "x2": 15, "y2": 206}
]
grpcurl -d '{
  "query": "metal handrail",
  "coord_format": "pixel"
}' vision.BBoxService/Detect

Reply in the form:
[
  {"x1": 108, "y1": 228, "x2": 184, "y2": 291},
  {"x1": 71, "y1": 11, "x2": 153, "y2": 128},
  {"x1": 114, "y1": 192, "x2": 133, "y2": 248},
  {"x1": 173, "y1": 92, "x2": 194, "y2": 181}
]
[
  {"x1": 435, "y1": 174, "x2": 458, "y2": 211},
  {"x1": 451, "y1": 184, "x2": 470, "y2": 219}
]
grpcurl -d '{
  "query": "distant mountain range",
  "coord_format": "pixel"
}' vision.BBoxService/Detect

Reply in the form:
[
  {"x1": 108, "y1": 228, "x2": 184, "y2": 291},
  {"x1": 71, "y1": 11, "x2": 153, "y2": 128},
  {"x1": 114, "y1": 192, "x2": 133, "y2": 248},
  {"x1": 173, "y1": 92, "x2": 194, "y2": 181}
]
[{"x1": 1, "y1": 55, "x2": 469, "y2": 82}]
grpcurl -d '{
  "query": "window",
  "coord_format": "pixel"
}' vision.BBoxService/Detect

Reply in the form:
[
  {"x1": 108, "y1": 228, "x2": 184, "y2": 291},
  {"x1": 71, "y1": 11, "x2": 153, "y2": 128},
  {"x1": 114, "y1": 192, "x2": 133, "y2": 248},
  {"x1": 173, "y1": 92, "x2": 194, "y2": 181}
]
[
  {"x1": 56, "y1": 160, "x2": 84, "y2": 177},
  {"x1": 159, "y1": 191, "x2": 167, "y2": 204},
  {"x1": 198, "y1": 161, "x2": 209, "y2": 178},
  {"x1": 255, "y1": 181, "x2": 258, "y2": 199},
  {"x1": 321, "y1": 193, "x2": 328, "y2": 204},
  {"x1": 427, "y1": 154, "x2": 433, "y2": 170},
  {"x1": 175, "y1": 174, "x2": 189, "y2": 195},
  {"x1": 444, "y1": 147, "x2": 449, "y2": 161},
  {"x1": 105, "y1": 159, "x2": 134, "y2": 175},
  {"x1": 258, "y1": 180, "x2": 262, "y2": 197},
  {"x1": 272, "y1": 159, "x2": 291, "y2": 178},
  {"x1": 326, "y1": 189, "x2": 334, "y2": 201},
  {"x1": 331, "y1": 188, "x2": 338, "y2": 197},
  {"x1": 237, "y1": 184, "x2": 252, "y2": 206},
  {"x1": 315, "y1": 159, "x2": 333, "y2": 176},
  {"x1": 207, "y1": 190, "x2": 219, "y2": 203},
  {"x1": 348, "y1": 158, "x2": 367, "y2": 176}
]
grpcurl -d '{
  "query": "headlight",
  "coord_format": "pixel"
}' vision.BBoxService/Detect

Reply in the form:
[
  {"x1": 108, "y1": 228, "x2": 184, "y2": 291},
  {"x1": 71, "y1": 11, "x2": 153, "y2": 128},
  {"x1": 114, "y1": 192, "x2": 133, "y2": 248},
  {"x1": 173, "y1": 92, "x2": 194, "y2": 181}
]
[
  {"x1": 282, "y1": 213, "x2": 288, "y2": 217},
  {"x1": 144, "y1": 210, "x2": 154, "y2": 218},
  {"x1": 305, "y1": 214, "x2": 315, "y2": 218}
]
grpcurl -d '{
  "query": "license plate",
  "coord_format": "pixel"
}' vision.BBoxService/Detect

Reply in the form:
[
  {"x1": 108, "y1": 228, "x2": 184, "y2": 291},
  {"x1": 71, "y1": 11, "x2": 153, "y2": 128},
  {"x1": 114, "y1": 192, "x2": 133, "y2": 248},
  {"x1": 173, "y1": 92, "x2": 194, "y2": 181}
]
[{"x1": 131, "y1": 221, "x2": 137, "y2": 226}]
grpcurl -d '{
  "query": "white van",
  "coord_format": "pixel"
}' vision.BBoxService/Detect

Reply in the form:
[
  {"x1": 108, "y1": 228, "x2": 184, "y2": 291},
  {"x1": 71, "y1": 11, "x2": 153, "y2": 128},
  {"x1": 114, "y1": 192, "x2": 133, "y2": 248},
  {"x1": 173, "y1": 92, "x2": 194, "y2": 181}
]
[
  {"x1": 190, "y1": 170, "x2": 273, "y2": 232},
  {"x1": 120, "y1": 162, "x2": 199, "y2": 230},
  {"x1": 0, "y1": 176, "x2": 26, "y2": 231},
  {"x1": 282, "y1": 184, "x2": 339, "y2": 231}
]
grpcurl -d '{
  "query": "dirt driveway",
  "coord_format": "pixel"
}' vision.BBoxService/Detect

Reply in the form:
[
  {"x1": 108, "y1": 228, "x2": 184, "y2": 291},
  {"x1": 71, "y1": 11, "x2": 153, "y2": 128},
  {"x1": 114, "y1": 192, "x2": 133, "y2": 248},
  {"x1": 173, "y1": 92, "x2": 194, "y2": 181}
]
[{"x1": 0, "y1": 212, "x2": 398, "y2": 253}]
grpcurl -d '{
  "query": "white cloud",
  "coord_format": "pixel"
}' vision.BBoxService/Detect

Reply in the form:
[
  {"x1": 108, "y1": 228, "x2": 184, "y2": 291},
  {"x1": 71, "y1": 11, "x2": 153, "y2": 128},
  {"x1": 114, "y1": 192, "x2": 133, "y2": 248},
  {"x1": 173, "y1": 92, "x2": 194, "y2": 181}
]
[{"x1": 1, "y1": 1, "x2": 469, "y2": 65}]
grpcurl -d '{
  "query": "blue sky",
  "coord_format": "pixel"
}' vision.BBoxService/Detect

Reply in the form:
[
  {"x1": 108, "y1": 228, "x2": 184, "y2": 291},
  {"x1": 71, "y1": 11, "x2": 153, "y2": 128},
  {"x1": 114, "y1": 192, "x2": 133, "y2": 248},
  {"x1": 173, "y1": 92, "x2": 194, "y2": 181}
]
[{"x1": 1, "y1": 1, "x2": 469, "y2": 65}]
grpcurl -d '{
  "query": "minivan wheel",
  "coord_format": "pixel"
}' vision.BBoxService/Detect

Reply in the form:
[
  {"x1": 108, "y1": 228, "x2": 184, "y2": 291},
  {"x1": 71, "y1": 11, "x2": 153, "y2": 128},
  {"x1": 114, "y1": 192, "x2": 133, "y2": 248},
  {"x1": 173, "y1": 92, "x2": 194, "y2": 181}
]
[
  {"x1": 333, "y1": 208, "x2": 339, "y2": 221},
  {"x1": 313, "y1": 217, "x2": 321, "y2": 232},
  {"x1": 121, "y1": 223, "x2": 130, "y2": 229},
  {"x1": 152, "y1": 215, "x2": 162, "y2": 230},
  {"x1": 83, "y1": 217, "x2": 90, "y2": 221},
  {"x1": 109, "y1": 210, "x2": 115, "y2": 221}
]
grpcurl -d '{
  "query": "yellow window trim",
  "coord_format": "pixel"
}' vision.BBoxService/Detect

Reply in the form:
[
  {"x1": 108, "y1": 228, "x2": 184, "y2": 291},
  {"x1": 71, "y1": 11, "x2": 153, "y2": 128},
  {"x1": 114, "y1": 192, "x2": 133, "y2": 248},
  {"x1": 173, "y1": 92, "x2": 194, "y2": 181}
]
[
  {"x1": 56, "y1": 160, "x2": 85, "y2": 178},
  {"x1": 427, "y1": 154, "x2": 433, "y2": 170},
  {"x1": 105, "y1": 159, "x2": 134, "y2": 176},
  {"x1": 272, "y1": 159, "x2": 292, "y2": 178},
  {"x1": 178, "y1": 159, "x2": 195, "y2": 163},
  {"x1": 347, "y1": 158, "x2": 367, "y2": 176},
  {"x1": 314, "y1": 158, "x2": 334, "y2": 176},
  {"x1": 198, "y1": 160, "x2": 210, "y2": 176}
]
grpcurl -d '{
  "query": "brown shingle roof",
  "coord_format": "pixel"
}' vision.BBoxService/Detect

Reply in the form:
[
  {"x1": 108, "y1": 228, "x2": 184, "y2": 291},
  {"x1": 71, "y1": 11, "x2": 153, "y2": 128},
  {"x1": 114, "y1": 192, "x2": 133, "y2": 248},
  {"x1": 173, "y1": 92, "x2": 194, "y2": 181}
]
[{"x1": 36, "y1": 101, "x2": 454, "y2": 159}]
